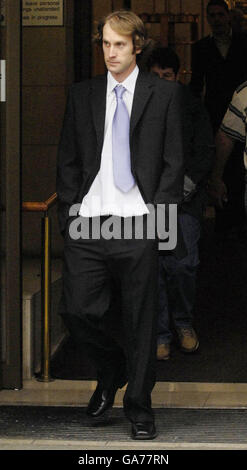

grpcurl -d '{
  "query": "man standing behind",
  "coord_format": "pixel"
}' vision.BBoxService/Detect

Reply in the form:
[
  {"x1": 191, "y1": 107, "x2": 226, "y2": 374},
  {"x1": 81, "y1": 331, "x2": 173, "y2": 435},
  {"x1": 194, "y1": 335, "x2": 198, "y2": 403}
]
[
  {"x1": 57, "y1": 11, "x2": 184, "y2": 440},
  {"x1": 148, "y1": 46, "x2": 214, "y2": 360},
  {"x1": 190, "y1": 0, "x2": 247, "y2": 242},
  {"x1": 209, "y1": 82, "x2": 247, "y2": 212},
  {"x1": 190, "y1": 0, "x2": 247, "y2": 134}
]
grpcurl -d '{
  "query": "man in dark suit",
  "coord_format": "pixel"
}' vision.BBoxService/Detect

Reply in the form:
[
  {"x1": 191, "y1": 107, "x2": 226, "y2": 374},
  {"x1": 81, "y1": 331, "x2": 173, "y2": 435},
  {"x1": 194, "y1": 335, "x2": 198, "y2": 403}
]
[
  {"x1": 190, "y1": 0, "x2": 247, "y2": 240},
  {"x1": 56, "y1": 10, "x2": 184, "y2": 440},
  {"x1": 147, "y1": 46, "x2": 214, "y2": 360},
  {"x1": 190, "y1": 0, "x2": 247, "y2": 134}
]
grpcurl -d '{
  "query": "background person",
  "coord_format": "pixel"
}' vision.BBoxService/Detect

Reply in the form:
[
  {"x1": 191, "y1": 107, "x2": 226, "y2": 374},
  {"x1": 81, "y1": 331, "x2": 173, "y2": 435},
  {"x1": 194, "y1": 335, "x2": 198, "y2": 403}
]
[
  {"x1": 147, "y1": 46, "x2": 214, "y2": 360},
  {"x1": 209, "y1": 81, "x2": 247, "y2": 218},
  {"x1": 190, "y1": 0, "x2": 247, "y2": 242}
]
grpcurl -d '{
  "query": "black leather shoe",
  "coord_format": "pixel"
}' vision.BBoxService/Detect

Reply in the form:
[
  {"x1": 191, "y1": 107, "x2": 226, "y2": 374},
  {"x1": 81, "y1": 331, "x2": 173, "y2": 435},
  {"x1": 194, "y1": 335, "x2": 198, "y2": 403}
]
[
  {"x1": 131, "y1": 422, "x2": 158, "y2": 440},
  {"x1": 86, "y1": 384, "x2": 117, "y2": 418},
  {"x1": 87, "y1": 355, "x2": 127, "y2": 419}
]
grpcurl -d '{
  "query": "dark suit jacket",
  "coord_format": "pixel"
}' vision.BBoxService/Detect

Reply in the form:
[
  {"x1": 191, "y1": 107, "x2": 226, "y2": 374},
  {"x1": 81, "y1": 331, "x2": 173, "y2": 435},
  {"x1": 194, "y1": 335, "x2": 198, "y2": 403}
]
[
  {"x1": 190, "y1": 32, "x2": 247, "y2": 133},
  {"x1": 56, "y1": 71, "x2": 184, "y2": 236}
]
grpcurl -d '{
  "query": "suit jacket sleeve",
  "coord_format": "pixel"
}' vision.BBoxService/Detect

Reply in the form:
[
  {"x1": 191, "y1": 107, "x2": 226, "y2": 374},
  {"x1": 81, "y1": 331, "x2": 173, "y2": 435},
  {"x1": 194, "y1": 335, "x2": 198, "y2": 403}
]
[
  {"x1": 154, "y1": 83, "x2": 184, "y2": 206},
  {"x1": 56, "y1": 86, "x2": 82, "y2": 235},
  {"x1": 183, "y1": 86, "x2": 214, "y2": 185}
]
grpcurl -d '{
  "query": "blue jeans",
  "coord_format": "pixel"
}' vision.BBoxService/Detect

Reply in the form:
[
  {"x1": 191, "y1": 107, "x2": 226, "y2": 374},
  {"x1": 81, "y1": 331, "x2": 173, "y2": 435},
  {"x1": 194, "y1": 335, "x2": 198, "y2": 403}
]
[{"x1": 157, "y1": 212, "x2": 201, "y2": 345}]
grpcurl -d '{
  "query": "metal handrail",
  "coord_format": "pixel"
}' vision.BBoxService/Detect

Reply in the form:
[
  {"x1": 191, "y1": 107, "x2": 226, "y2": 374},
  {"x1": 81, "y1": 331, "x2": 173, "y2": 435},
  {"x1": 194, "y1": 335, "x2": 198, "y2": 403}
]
[
  {"x1": 22, "y1": 192, "x2": 58, "y2": 382},
  {"x1": 22, "y1": 192, "x2": 58, "y2": 212}
]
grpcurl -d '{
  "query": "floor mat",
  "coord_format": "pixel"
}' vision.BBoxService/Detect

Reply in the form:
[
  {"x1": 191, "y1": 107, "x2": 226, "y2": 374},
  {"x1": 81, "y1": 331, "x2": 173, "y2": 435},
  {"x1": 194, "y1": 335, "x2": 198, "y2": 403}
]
[{"x1": 1, "y1": 406, "x2": 247, "y2": 444}]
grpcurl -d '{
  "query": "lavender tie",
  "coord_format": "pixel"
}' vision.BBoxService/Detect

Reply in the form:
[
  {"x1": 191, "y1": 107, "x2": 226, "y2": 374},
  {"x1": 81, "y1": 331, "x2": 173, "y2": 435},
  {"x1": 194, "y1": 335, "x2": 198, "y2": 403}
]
[{"x1": 112, "y1": 85, "x2": 135, "y2": 192}]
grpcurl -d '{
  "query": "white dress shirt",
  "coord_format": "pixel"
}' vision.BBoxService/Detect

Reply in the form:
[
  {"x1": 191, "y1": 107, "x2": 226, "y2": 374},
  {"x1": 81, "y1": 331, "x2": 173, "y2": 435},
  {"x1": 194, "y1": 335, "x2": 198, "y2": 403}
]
[{"x1": 79, "y1": 65, "x2": 149, "y2": 217}]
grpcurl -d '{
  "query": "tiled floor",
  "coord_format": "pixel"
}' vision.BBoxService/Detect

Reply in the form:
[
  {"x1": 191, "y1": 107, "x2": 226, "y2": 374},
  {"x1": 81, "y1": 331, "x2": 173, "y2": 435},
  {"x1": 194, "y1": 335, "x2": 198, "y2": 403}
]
[{"x1": 1, "y1": 378, "x2": 247, "y2": 409}]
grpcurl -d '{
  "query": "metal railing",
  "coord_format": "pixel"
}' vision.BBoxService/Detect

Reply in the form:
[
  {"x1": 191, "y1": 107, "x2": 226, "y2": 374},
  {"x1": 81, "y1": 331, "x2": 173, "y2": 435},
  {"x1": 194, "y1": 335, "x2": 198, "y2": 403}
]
[{"x1": 22, "y1": 192, "x2": 58, "y2": 382}]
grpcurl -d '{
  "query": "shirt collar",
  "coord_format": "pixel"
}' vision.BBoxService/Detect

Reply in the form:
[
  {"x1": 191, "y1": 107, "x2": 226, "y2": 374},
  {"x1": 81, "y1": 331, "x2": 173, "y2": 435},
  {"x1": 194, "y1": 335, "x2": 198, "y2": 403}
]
[{"x1": 107, "y1": 65, "x2": 139, "y2": 96}]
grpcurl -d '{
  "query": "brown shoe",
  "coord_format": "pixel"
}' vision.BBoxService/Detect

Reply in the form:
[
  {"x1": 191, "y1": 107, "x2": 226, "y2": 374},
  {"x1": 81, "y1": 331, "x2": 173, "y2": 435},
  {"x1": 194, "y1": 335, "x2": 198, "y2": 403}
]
[
  {"x1": 157, "y1": 343, "x2": 170, "y2": 360},
  {"x1": 177, "y1": 327, "x2": 199, "y2": 353}
]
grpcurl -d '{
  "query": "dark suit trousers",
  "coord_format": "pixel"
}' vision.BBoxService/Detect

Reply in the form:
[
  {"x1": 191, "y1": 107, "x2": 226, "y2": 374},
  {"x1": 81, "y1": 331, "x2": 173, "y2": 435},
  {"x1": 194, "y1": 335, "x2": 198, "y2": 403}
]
[{"x1": 59, "y1": 216, "x2": 159, "y2": 423}]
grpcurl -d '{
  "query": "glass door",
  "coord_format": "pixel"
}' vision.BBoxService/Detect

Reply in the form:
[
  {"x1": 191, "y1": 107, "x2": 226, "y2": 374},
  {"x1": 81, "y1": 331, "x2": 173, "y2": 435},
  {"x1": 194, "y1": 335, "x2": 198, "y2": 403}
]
[{"x1": 0, "y1": 0, "x2": 22, "y2": 389}]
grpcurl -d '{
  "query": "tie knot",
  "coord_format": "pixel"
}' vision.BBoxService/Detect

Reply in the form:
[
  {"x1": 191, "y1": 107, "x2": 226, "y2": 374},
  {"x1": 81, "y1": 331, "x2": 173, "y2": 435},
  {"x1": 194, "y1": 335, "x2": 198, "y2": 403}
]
[{"x1": 114, "y1": 85, "x2": 126, "y2": 100}]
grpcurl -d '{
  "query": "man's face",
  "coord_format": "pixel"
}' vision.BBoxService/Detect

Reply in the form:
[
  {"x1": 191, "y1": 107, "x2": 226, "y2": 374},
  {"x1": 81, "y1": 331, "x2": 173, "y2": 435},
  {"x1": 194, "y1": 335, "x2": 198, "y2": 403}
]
[
  {"x1": 207, "y1": 5, "x2": 230, "y2": 35},
  {"x1": 102, "y1": 22, "x2": 140, "y2": 82},
  {"x1": 151, "y1": 65, "x2": 176, "y2": 82}
]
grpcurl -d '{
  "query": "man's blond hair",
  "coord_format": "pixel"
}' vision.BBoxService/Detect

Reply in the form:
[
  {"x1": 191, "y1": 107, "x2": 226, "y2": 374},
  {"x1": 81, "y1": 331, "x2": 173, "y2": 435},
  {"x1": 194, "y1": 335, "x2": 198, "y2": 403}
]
[{"x1": 95, "y1": 10, "x2": 148, "y2": 53}]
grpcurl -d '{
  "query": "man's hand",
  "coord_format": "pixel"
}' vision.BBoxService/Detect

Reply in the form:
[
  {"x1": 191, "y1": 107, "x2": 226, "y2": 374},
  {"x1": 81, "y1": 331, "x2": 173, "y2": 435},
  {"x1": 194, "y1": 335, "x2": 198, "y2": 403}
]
[
  {"x1": 208, "y1": 129, "x2": 235, "y2": 209},
  {"x1": 183, "y1": 174, "x2": 197, "y2": 202},
  {"x1": 207, "y1": 177, "x2": 228, "y2": 209}
]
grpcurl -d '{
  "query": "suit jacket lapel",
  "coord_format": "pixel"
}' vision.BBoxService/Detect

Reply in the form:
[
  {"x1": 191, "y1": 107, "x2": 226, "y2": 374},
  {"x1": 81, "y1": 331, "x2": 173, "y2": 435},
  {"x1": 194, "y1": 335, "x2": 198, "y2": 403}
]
[
  {"x1": 130, "y1": 72, "x2": 154, "y2": 138},
  {"x1": 91, "y1": 75, "x2": 107, "y2": 152},
  {"x1": 90, "y1": 72, "x2": 154, "y2": 147}
]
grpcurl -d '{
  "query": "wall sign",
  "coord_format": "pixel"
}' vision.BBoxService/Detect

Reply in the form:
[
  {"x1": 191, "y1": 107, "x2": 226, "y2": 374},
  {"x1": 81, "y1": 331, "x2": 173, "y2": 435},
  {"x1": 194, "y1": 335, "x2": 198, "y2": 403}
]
[
  {"x1": 22, "y1": 0, "x2": 63, "y2": 26},
  {"x1": 0, "y1": 60, "x2": 6, "y2": 102}
]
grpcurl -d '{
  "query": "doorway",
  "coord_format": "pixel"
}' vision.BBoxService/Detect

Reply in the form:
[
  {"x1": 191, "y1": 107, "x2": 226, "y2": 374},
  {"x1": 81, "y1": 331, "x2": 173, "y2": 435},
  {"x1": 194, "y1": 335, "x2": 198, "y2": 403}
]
[
  {"x1": 0, "y1": 1, "x2": 22, "y2": 389},
  {"x1": 1, "y1": 0, "x2": 247, "y2": 392}
]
